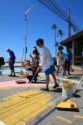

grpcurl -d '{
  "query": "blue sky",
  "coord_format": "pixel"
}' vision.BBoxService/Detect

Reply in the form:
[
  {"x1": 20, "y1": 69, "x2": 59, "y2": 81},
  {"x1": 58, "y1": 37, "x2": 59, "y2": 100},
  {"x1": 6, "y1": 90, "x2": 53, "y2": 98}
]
[{"x1": 0, "y1": 0, "x2": 83, "y2": 61}]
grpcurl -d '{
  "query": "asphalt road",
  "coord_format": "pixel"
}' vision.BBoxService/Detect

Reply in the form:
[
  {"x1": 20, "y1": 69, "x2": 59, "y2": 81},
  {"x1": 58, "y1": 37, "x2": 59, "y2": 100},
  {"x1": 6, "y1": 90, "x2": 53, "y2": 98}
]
[{"x1": 0, "y1": 74, "x2": 83, "y2": 125}]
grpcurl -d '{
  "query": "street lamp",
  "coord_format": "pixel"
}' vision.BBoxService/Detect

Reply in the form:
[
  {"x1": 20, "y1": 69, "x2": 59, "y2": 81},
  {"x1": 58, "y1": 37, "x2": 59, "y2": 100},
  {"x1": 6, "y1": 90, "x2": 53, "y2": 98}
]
[{"x1": 24, "y1": 6, "x2": 33, "y2": 61}]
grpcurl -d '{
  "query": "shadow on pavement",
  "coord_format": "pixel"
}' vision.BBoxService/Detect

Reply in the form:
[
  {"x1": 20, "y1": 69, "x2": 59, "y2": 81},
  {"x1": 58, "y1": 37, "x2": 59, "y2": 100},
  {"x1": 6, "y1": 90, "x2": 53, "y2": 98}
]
[
  {"x1": 30, "y1": 108, "x2": 56, "y2": 125},
  {"x1": 73, "y1": 94, "x2": 81, "y2": 98},
  {"x1": 41, "y1": 88, "x2": 62, "y2": 93}
]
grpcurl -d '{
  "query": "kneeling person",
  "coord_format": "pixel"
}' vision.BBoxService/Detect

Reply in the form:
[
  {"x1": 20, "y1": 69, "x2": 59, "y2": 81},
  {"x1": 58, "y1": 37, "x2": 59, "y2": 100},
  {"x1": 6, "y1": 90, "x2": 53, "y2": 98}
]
[{"x1": 22, "y1": 60, "x2": 39, "y2": 82}]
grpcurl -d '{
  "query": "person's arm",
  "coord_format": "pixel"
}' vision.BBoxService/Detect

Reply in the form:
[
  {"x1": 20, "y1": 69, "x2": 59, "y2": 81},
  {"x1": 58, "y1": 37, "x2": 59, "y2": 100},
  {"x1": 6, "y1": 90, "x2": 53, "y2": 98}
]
[
  {"x1": 56, "y1": 51, "x2": 59, "y2": 58},
  {"x1": 9, "y1": 51, "x2": 16, "y2": 60},
  {"x1": 9, "y1": 53, "x2": 12, "y2": 60},
  {"x1": 30, "y1": 53, "x2": 34, "y2": 58}
]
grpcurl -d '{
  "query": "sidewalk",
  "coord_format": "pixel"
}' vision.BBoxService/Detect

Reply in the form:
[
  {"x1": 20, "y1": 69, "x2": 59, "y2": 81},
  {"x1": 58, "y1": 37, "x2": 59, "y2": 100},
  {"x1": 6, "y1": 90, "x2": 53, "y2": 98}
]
[{"x1": 0, "y1": 69, "x2": 83, "y2": 125}]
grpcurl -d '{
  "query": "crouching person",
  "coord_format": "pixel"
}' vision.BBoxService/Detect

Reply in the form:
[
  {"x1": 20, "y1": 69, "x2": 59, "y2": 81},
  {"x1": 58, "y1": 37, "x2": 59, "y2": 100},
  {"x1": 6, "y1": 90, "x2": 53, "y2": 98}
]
[
  {"x1": 36, "y1": 38, "x2": 59, "y2": 91},
  {"x1": 22, "y1": 60, "x2": 40, "y2": 82}
]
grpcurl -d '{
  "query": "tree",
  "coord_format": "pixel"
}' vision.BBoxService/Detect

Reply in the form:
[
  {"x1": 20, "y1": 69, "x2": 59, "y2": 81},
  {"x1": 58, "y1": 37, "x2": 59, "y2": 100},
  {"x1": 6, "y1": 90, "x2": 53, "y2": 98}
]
[
  {"x1": 52, "y1": 24, "x2": 57, "y2": 55},
  {"x1": 52, "y1": 24, "x2": 57, "y2": 30},
  {"x1": 57, "y1": 29, "x2": 64, "y2": 42}
]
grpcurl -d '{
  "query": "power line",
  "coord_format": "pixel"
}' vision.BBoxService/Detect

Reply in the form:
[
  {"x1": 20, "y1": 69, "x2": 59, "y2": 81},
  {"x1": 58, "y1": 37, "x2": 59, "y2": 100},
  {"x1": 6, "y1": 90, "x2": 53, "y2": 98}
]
[{"x1": 39, "y1": 0, "x2": 80, "y2": 34}]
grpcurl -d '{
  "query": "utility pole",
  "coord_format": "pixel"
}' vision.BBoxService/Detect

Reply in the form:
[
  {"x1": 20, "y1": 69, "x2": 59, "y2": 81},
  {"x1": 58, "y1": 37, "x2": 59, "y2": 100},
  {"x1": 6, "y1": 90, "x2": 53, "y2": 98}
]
[
  {"x1": 24, "y1": 15, "x2": 28, "y2": 61},
  {"x1": 68, "y1": 8, "x2": 71, "y2": 37}
]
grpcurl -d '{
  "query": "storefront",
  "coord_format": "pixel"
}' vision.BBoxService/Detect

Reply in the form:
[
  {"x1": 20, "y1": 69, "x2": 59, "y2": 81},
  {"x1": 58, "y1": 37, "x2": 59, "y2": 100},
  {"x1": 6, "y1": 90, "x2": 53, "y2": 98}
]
[{"x1": 60, "y1": 31, "x2": 83, "y2": 66}]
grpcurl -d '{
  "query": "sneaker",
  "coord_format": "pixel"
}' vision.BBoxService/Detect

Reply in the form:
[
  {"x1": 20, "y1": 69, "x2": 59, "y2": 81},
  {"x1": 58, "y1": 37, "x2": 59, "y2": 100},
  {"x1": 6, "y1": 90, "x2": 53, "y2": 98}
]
[
  {"x1": 41, "y1": 88, "x2": 49, "y2": 91},
  {"x1": 53, "y1": 83, "x2": 59, "y2": 88},
  {"x1": 8, "y1": 74, "x2": 12, "y2": 77}
]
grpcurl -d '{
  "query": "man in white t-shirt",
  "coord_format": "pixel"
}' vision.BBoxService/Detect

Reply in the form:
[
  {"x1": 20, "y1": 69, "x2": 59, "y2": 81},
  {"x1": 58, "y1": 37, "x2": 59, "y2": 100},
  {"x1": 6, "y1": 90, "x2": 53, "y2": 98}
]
[{"x1": 36, "y1": 38, "x2": 59, "y2": 91}]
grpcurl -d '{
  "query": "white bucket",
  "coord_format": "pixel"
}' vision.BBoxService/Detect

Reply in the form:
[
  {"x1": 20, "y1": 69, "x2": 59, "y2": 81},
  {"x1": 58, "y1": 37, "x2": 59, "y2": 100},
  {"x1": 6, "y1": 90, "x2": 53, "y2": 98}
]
[
  {"x1": 0, "y1": 121, "x2": 6, "y2": 125},
  {"x1": 62, "y1": 81, "x2": 73, "y2": 98}
]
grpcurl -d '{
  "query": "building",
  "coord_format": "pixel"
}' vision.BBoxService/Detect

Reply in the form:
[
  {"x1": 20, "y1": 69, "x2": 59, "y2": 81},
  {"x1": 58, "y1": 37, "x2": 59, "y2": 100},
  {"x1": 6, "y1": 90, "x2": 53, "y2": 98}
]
[{"x1": 60, "y1": 30, "x2": 83, "y2": 66}]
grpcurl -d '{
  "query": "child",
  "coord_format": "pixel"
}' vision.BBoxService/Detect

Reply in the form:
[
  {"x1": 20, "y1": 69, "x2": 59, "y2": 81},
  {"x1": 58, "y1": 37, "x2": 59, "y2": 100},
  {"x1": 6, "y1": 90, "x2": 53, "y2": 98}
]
[
  {"x1": 56, "y1": 46, "x2": 65, "y2": 76},
  {"x1": 22, "y1": 60, "x2": 39, "y2": 82}
]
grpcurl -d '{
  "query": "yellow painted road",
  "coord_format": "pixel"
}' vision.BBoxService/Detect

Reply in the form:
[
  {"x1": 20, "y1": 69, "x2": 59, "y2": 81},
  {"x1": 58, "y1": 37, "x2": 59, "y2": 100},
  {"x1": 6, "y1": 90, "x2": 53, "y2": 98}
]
[
  {"x1": 0, "y1": 90, "x2": 52, "y2": 125},
  {"x1": 74, "y1": 115, "x2": 83, "y2": 119},
  {"x1": 56, "y1": 115, "x2": 72, "y2": 124}
]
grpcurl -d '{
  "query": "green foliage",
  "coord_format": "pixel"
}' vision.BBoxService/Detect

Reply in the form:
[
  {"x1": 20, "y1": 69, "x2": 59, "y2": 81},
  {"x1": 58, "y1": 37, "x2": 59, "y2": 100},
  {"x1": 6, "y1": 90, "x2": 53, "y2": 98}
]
[{"x1": 52, "y1": 24, "x2": 57, "y2": 29}]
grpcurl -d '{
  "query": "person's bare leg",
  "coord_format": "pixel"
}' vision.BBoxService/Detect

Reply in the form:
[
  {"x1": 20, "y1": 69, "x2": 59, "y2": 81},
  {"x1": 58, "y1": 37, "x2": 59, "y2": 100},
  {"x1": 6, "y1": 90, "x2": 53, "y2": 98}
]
[
  {"x1": 45, "y1": 75, "x2": 50, "y2": 89},
  {"x1": 62, "y1": 64, "x2": 66, "y2": 76},
  {"x1": 51, "y1": 72, "x2": 59, "y2": 88},
  {"x1": 56, "y1": 65, "x2": 60, "y2": 76},
  {"x1": 51, "y1": 73, "x2": 57, "y2": 84}
]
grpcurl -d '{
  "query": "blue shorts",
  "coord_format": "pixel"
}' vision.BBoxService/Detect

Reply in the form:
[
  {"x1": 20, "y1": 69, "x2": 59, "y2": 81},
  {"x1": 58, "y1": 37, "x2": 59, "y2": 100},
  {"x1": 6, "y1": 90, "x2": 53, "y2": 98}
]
[{"x1": 45, "y1": 65, "x2": 55, "y2": 75}]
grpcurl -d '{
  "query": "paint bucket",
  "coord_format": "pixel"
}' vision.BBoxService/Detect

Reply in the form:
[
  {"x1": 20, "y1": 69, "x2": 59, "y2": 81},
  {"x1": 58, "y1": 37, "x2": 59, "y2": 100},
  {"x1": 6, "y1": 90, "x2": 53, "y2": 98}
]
[
  {"x1": 62, "y1": 81, "x2": 73, "y2": 98},
  {"x1": 0, "y1": 121, "x2": 6, "y2": 125}
]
